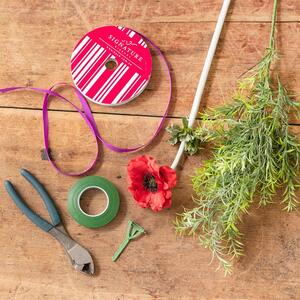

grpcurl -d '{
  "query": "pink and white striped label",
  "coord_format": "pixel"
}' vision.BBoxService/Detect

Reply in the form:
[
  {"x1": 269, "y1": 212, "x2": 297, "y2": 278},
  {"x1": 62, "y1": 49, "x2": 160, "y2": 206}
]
[{"x1": 70, "y1": 26, "x2": 152, "y2": 106}]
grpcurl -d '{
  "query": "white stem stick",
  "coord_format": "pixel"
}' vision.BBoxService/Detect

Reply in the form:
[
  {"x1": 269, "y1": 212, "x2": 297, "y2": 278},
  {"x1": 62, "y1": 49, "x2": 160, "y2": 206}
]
[{"x1": 171, "y1": 0, "x2": 231, "y2": 170}]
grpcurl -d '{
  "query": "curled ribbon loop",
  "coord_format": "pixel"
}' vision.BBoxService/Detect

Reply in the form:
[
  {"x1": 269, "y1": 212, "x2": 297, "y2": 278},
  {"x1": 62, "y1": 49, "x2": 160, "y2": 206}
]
[{"x1": 0, "y1": 32, "x2": 172, "y2": 176}]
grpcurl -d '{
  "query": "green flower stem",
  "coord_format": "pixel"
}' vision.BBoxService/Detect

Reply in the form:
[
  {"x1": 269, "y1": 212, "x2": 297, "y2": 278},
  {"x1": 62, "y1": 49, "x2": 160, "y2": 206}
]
[{"x1": 269, "y1": 0, "x2": 278, "y2": 51}]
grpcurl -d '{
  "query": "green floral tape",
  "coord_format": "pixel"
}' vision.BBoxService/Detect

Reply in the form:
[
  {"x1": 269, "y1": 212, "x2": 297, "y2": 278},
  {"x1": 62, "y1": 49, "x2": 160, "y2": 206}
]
[{"x1": 68, "y1": 176, "x2": 120, "y2": 228}]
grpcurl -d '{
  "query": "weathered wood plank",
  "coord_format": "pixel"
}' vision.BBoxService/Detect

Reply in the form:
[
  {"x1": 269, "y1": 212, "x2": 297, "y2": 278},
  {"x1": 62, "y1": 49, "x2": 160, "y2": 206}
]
[
  {"x1": 0, "y1": 22, "x2": 299, "y2": 121},
  {"x1": 0, "y1": 108, "x2": 300, "y2": 299},
  {"x1": 1, "y1": 1, "x2": 300, "y2": 298},
  {"x1": 0, "y1": 0, "x2": 299, "y2": 23}
]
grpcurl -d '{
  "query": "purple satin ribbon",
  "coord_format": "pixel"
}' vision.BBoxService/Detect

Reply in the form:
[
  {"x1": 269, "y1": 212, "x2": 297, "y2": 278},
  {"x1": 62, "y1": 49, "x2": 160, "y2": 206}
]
[{"x1": 0, "y1": 33, "x2": 172, "y2": 176}]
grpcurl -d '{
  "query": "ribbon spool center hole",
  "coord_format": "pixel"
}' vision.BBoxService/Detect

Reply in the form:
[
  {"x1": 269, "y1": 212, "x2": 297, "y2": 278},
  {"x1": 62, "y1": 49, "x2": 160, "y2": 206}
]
[
  {"x1": 105, "y1": 58, "x2": 118, "y2": 70},
  {"x1": 79, "y1": 187, "x2": 108, "y2": 216}
]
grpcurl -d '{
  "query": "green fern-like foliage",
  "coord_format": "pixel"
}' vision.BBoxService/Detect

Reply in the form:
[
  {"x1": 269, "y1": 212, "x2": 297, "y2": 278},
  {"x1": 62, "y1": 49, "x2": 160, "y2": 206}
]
[
  {"x1": 170, "y1": 0, "x2": 300, "y2": 274},
  {"x1": 166, "y1": 117, "x2": 215, "y2": 155}
]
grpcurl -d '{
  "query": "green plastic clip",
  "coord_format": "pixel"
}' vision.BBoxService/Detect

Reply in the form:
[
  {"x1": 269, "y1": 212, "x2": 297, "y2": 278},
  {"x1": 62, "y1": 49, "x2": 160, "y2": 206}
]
[{"x1": 112, "y1": 220, "x2": 145, "y2": 262}]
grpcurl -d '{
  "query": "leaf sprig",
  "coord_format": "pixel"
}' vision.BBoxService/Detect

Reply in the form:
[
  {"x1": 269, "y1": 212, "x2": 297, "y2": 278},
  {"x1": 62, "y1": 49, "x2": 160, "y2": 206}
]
[
  {"x1": 166, "y1": 117, "x2": 215, "y2": 155},
  {"x1": 169, "y1": 0, "x2": 300, "y2": 274}
]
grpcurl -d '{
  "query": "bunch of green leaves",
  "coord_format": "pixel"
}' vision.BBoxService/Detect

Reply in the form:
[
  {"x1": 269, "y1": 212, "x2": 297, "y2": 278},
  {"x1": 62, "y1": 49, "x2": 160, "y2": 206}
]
[
  {"x1": 166, "y1": 117, "x2": 215, "y2": 155},
  {"x1": 171, "y1": 0, "x2": 300, "y2": 274}
]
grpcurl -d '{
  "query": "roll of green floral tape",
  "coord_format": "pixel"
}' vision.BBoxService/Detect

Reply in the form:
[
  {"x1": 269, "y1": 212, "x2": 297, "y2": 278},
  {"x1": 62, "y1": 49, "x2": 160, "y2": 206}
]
[{"x1": 68, "y1": 176, "x2": 120, "y2": 228}]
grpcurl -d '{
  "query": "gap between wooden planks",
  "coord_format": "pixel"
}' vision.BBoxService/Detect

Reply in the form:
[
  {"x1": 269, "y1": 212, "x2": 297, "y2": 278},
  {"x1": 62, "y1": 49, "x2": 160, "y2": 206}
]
[
  {"x1": 0, "y1": 0, "x2": 300, "y2": 299},
  {"x1": 0, "y1": 108, "x2": 300, "y2": 299},
  {"x1": 0, "y1": 21, "x2": 299, "y2": 120}
]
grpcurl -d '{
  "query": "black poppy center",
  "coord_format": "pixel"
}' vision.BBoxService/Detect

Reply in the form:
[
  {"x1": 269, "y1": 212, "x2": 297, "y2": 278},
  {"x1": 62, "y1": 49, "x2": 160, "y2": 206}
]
[{"x1": 143, "y1": 173, "x2": 158, "y2": 192}]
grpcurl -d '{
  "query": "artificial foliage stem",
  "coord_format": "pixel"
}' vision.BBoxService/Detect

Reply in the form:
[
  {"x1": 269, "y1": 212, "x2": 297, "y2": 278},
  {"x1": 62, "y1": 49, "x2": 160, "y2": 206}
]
[
  {"x1": 266, "y1": 0, "x2": 278, "y2": 77},
  {"x1": 172, "y1": 0, "x2": 300, "y2": 274},
  {"x1": 269, "y1": 0, "x2": 278, "y2": 52}
]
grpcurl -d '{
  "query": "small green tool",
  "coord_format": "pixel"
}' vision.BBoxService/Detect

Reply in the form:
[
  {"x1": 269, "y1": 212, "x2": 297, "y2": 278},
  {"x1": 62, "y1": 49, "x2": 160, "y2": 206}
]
[{"x1": 112, "y1": 220, "x2": 145, "y2": 262}]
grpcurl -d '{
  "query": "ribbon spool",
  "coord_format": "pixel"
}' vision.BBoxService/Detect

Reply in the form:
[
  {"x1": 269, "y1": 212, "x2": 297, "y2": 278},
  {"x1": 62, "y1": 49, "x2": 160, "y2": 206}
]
[
  {"x1": 71, "y1": 25, "x2": 152, "y2": 106},
  {"x1": 0, "y1": 25, "x2": 172, "y2": 176},
  {"x1": 68, "y1": 176, "x2": 120, "y2": 228}
]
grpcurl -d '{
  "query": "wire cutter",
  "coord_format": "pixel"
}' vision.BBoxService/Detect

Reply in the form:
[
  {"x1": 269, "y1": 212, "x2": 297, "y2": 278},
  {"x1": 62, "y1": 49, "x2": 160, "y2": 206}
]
[{"x1": 4, "y1": 169, "x2": 94, "y2": 275}]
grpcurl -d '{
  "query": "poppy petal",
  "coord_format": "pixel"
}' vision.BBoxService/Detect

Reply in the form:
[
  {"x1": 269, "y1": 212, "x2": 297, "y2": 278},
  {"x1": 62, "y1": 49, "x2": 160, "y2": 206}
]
[
  {"x1": 149, "y1": 192, "x2": 166, "y2": 212},
  {"x1": 159, "y1": 166, "x2": 177, "y2": 188}
]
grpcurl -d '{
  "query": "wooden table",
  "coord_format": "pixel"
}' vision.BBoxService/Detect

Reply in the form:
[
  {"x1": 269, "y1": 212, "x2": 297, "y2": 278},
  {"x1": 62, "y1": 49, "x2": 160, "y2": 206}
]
[{"x1": 1, "y1": 1, "x2": 300, "y2": 299}]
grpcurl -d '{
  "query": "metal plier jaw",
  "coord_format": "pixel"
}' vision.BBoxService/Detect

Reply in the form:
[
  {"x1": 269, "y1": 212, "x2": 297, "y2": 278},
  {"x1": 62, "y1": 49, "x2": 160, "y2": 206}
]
[
  {"x1": 49, "y1": 226, "x2": 94, "y2": 275},
  {"x1": 4, "y1": 169, "x2": 95, "y2": 275}
]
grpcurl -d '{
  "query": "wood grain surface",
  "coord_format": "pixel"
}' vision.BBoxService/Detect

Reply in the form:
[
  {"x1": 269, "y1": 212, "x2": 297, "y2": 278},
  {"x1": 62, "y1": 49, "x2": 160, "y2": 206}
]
[{"x1": 0, "y1": 1, "x2": 300, "y2": 299}]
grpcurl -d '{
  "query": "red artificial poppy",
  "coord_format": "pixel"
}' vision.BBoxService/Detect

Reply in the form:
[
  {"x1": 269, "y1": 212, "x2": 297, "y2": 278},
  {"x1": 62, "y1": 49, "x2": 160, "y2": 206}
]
[{"x1": 127, "y1": 155, "x2": 177, "y2": 212}]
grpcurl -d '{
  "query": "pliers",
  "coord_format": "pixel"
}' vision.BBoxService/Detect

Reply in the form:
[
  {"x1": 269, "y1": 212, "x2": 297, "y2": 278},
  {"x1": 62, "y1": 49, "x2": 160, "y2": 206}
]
[{"x1": 4, "y1": 169, "x2": 94, "y2": 275}]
